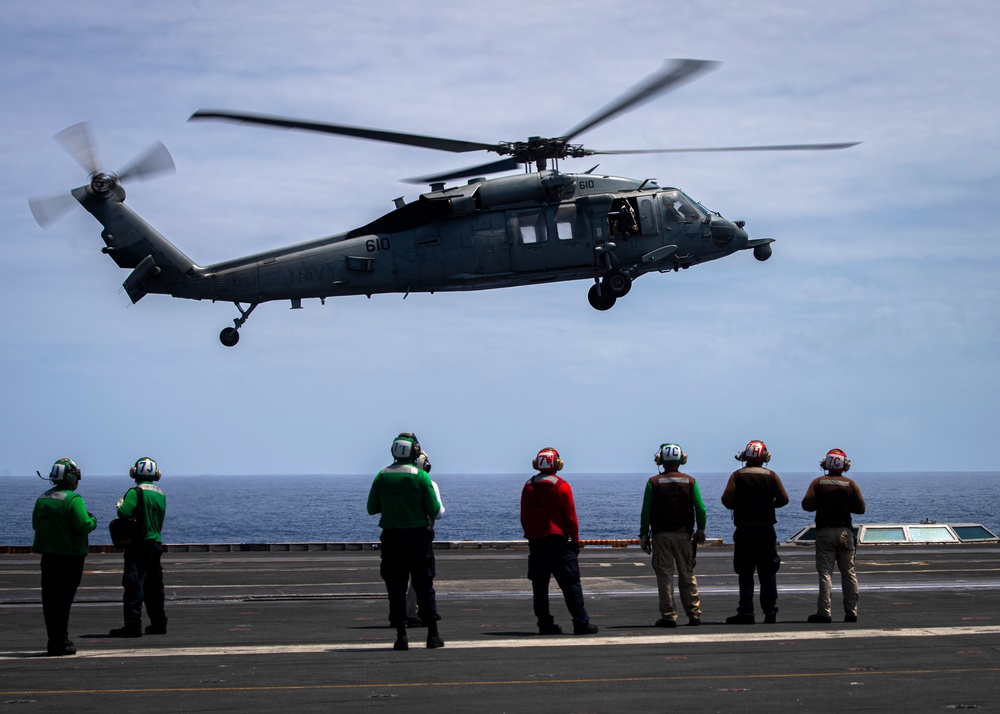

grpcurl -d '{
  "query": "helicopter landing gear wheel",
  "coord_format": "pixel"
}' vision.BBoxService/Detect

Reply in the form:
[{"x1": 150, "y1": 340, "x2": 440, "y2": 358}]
[
  {"x1": 601, "y1": 268, "x2": 632, "y2": 298},
  {"x1": 588, "y1": 283, "x2": 617, "y2": 311},
  {"x1": 219, "y1": 302, "x2": 259, "y2": 347},
  {"x1": 220, "y1": 327, "x2": 240, "y2": 347}
]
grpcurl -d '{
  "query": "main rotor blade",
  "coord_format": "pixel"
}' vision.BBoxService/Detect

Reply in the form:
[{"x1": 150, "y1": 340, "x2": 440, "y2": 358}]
[
  {"x1": 562, "y1": 59, "x2": 719, "y2": 142},
  {"x1": 54, "y1": 121, "x2": 100, "y2": 175},
  {"x1": 590, "y1": 141, "x2": 861, "y2": 154},
  {"x1": 117, "y1": 140, "x2": 175, "y2": 182},
  {"x1": 403, "y1": 157, "x2": 522, "y2": 184},
  {"x1": 190, "y1": 109, "x2": 497, "y2": 154},
  {"x1": 28, "y1": 192, "x2": 77, "y2": 228}
]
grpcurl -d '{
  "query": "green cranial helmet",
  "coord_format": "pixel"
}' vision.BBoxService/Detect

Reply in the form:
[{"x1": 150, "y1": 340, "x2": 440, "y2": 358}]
[
  {"x1": 390, "y1": 433, "x2": 422, "y2": 462},
  {"x1": 49, "y1": 457, "x2": 81, "y2": 485},
  {"x1": 654, "y1": 443, "x2": 687, "y2": 466},
  {"x1": 131, "y1": 457, "x2": 160, "y2": 481}
]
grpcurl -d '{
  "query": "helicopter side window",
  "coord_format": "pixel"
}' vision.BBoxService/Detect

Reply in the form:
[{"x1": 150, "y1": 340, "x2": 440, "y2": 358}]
[
  {"x1": 517, "y1": 212, "x2": 548, "y2": 244},
  {"x1": 554, "y1": 205, "x2": 584, "y2": 241}
]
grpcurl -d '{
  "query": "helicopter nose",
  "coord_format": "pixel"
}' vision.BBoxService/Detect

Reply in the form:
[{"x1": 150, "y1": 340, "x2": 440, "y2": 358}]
[{"x1": 709, "y1": 218, "x2": 746, "y2": 248}]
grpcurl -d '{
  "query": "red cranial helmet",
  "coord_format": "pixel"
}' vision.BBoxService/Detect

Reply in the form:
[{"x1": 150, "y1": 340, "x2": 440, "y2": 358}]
[
  {"x1": 737, "y1": 440, "x2": 771, "y2": 464},
  {"x1": 821, "y1": 448, "x2": 851, "y2": 473},
  {"x1": 532, "y1": 447, "x2": 564, "y2": 474}
]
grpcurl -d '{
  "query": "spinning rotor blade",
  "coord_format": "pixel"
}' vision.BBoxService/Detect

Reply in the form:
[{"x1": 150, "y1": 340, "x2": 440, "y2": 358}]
[
  {"x1": 591, "y1": 141, "x2": 862, "y2": 155},
  {"x1": 54, "y1": 121, "x2": 100, "y2": 175},
  {"x1": 562, "y1": 59, "x2": 719, "y2": 141},
  {"x1": 404, "y1": 157, "x2": 522, "y2": 184},
  {"x1": 29, "y1": 123, "x2": 175, "y2": 229},
  {"x1": 117, "y1": 140, "x2": 175, "y2": 182},
  {"x1": 189, "y1": 110, "x2": 496, "y2": 154},
  {"x1": 28, "y1": 193, "x2": 78, "y2": 228}
]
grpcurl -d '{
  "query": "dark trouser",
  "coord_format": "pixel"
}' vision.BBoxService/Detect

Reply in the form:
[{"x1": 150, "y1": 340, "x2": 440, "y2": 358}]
[
  {"x1": 40, "y1": 553, "x2": 85, "y2": 650},
  {"x1": 379, "y1": 527, "x2": 439, "y2": 628},
  {"x1": 527, "y1": 535, "x2": 590, "y2": 627},
  {"x1": 122, "y1": 540, "x2": 167, "y2": 628},
  {"x1": 732, "y1": 525, "x2": 781, "y2": 616}
]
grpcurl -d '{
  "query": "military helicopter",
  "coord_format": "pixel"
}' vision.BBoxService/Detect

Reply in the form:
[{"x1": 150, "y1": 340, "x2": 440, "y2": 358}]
[{"x1": 29, "y1": 59, "x2": 857, "y2": 347}]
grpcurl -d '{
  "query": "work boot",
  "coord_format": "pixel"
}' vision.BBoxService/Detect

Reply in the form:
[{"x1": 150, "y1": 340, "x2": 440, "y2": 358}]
[
  {"x1": 807, "y1": 614, "x2": 832, "y2": 624},
  {"x1": 47, "y1": 639, "x2": 76, "y2": 656},
  {"x1": 145, "y1": 623, "x2": 168, "y2": 635},
  {"x1": 844, "y1": 613, "x2": 858, "y2": 623},
  {"x1": 764, "y1": 610, "x2": 778, "y2": 624},
  {"x1": 687, "y1": 617, "x2": 702, "y2": 626},
  {"x1": 725, "y1": 613, "x2": 755, "y2": 625},
  {"x1": 654, "y1": 618, "x2": 677, "y2": 628},
  {"x1": 538, "y1": 623, "x2": 563, "y2": 635},
  {"x1": 108, "y1": 624, "x2": 142, "y2": 638},
  {"x1": 426, "y1": 623, "x2": 444, "y2": 649},
  {"x1": 393, "y1": 626, "x2": 408, "y2": 651},
  {"x1": 573, "y1": 623, "x2": 599, "y2": 635}
]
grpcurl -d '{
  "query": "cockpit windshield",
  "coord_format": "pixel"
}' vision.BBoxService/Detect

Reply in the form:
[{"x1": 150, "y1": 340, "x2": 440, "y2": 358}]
[{"x1": 660, "y1": 189, "x2": 702, "y2": 223}]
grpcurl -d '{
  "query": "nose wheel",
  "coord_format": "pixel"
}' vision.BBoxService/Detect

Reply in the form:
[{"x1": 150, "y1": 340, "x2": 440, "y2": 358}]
[
  {"x1": 587, "y1": 268, "x2": 633, "y2": 311},
  {"x1": 588, "y1": 283, "x2": 616, "y2": 311},
  {"x1": 601, "y1": 268, "x2": 632, "y2": 298},
  {"x1": 219, "y1": 302, "x2": 259, "y2": 347}
]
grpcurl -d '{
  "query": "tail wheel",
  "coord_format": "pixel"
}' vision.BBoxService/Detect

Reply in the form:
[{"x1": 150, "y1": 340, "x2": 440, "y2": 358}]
[
  {"x1": 601, "y1": 268, "x2": 632, "y2": 298},
  {"x1": 588, "y1": 284, "x2": 616, "y2": 311},
  {"x1": 220, "y1": 327, "x2": 240, "y2": 347}
]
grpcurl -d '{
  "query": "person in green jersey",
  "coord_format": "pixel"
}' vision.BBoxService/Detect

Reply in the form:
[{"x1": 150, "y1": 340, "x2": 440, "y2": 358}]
[
  {"x1": 367, "y1": 433, "x2": 444, "y2": 651},
  {"x1": 109, "y1": 457, "x2": 168, "y2": 637},
  {"x1": 639, "y1": 443, "x2": 707, "y2": 627},
  {"x1": 32, "y1": 457, "x2": 97, "y2": 656}
]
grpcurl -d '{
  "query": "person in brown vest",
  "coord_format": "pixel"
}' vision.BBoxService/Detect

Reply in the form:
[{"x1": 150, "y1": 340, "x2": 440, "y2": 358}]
[
  {"x1": 639, "y1": 443, "x2": 707, "y2": 627},
  {"x1": 721, "y1": 439, "x2": 789, "y2": 624},
  {"x1": 802, "y1": 448, "x2": 866, "y2": 623}
]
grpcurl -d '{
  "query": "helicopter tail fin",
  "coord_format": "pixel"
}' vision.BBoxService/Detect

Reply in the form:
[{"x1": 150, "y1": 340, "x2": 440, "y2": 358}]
[{"x1": 72, "y1": 183, "x2": 202, "y2": 303}]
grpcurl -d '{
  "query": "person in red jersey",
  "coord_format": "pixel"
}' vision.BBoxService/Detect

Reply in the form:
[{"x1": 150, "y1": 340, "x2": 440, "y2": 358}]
[{"x1": 520, "y1": 448, "x2": 597, "y2": 636}]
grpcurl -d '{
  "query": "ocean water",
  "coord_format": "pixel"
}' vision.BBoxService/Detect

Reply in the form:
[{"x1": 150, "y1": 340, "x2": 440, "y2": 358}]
[{"x1": 2, "y1": 472, "x2": 997, "y2": 546}]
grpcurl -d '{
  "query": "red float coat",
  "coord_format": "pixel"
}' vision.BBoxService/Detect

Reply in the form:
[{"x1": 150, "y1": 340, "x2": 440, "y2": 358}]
[{"x1": 520, "y1": 473, "x2": 581, "y2": 543}]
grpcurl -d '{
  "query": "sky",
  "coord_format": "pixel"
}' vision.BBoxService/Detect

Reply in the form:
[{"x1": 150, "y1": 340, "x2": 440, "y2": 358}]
[{"x1": 1, "y1": 1, "x2": 998, "y2": 477}]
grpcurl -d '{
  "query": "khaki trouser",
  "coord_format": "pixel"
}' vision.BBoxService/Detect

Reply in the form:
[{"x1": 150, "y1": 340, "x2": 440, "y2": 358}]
[
  {"x1": 814, "y1": 526, "x2": 859, "y2": 617},
  {"x1": 651, "y1": 531, "x2": 701, "y2": 620}
]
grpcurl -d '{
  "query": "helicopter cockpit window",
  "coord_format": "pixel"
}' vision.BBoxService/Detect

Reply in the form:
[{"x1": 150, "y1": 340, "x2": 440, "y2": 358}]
[
  {"x1": 517, "y1": 212, "x2": 548, "y2": 244},
  {"x1": 554, "y1": 205, "x2": 585, "y2": 241},
  {"x1": 661, "y1": 190, "x2": 700, "y2": 223}
]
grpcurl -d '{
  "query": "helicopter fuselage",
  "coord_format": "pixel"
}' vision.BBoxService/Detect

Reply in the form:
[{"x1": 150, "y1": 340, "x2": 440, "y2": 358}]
[{"x1": 75, "y1": 169, "x2": 767, "y2": 345}]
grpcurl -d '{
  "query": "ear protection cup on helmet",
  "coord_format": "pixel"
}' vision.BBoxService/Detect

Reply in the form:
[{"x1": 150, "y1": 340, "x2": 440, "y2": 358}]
[
  {"x1": 654, "y1": 443, "x2": 688, "y2": 467},
  {"x1": 532, "y1": 447, "x2": 564, "y2": 473},
  {"x1": 415, "y1": 451, "x2": 432, "y2": 473},
  {"x1": 130, "y1": 457, "x2": 162, "y2": 481},
  {"x1": 391, "y1": 433, "x2": 422, "y2": 462}
]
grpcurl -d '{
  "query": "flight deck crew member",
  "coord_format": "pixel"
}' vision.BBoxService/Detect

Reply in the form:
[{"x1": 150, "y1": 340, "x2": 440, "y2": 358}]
[
  {"x1": 32, "y1": 458, "x2": 97, "y2": 656},
  {"x1": 802, "y1": 449, "x2": 866, "y2": 623},
  {"x1": 721, "y1": 440, "x2": 789, "y2": 624},
  {"x1": 520, "y1": 448, "x2": 598, "y2": 636},
  {"x1": 109, "y1": 457, "x2": 168, "y2": 638},
  {"x1": 639, "y1": 443, "x2": 707, "y2": 627},
  {"x1": 367, "y1": 433, "x2": 444, "y2": 651}
]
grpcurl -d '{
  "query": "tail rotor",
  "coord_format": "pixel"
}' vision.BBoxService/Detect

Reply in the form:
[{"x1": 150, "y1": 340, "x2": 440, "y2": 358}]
[{"x1": 29, "y1": 122, "x2": 175, "y2": 228}]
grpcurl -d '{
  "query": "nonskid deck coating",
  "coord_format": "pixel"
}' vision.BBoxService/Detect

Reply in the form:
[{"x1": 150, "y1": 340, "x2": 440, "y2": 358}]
[{"x1": 1, "y1": 544, "x2": 998, "y2": 712}]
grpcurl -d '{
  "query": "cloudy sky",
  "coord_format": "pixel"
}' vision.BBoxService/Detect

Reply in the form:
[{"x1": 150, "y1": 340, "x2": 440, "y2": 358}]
[{"x1": 1, "y1": 1, "x2": 997, "y2": 477}]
